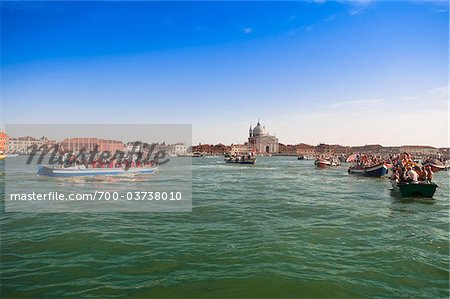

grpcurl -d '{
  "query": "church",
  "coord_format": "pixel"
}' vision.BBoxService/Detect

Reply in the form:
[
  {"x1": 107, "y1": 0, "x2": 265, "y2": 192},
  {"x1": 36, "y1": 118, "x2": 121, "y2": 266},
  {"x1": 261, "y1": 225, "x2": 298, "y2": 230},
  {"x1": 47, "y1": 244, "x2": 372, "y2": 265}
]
[{"x1": 248, "y1": 121, "x2": 279, "y2": 154}]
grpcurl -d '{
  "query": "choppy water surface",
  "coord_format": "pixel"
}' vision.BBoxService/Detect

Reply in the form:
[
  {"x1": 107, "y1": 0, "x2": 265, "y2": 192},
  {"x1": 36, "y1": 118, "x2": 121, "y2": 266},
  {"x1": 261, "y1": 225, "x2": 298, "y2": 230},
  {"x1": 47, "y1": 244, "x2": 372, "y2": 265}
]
[{"x1": 1, "y1": 156, "x2": 449, "y2": 298}]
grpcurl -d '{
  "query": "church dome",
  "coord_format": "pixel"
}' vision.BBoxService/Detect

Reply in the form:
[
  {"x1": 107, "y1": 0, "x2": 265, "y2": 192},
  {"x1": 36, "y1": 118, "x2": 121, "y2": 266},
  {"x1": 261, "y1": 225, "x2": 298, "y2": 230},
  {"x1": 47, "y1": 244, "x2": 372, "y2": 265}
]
[{"x1": 252, "y1": 122, "x2": 267, "y2": 136}]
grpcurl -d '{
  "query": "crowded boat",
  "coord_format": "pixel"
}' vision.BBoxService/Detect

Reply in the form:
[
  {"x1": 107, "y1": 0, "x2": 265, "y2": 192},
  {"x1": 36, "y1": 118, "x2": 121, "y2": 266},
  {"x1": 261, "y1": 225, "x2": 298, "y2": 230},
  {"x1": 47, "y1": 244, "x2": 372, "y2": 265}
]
[
  {"x1": 37, "y1": 151, "x2": 159, "y2": 177},
  {"x1": 384, "y1": 152, "x2": 438, "y2": 197},
  {"x1": 389, "y1": 160, "x2": 437, "y2": 198},
  {"x1": 314, "y1": 155, "x2": 341, "y2": 167},
  {"x1": 60, "y1": 152, "x2": 157, "y2": 169},
  {"x1": 422, "y1": 157, "x2": 448, "y2": 172},
  {"x1": 347, "y1": 154, "x2": 389, "y2": 177},
  {"x1": 224, "y1": 153, "x2": 256, "y2": 164}
]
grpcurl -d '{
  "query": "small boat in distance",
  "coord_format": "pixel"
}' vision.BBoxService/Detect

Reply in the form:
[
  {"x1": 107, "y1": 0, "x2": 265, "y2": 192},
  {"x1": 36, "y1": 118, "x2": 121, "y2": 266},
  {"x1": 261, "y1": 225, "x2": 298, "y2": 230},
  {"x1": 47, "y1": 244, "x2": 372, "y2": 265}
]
[
  {"x1": 297, "y1": 155, "x2": 305, "y2": 160},
  {"x1": 5, "y1": 154, "x2": 19, "y2": 158},
  {"x1": 314, "y1": 158, "x2": 340, "y2": 167},
  {"x1": 391, "y1": 180, "x2": 438, "y2": 198},
  {"x1": 37, "y1": 165, "x2": 158, "y2": 177},
  {"x1": 225, "y1": 155, "x2": 256, "y2": 165},
  {"x1": 192, "y1": 152, "x2": 204, "y2": 157},
  {"x1": 348, "y1": 163, "x2": 389, "y2": 177}
]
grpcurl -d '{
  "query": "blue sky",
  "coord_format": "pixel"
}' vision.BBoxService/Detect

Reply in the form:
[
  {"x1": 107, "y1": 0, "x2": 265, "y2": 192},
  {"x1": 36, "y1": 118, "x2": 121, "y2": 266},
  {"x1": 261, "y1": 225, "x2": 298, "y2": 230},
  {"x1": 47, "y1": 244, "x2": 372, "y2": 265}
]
[{"x1": 1, "y1": 1, "x2": 448, "y2": 146}]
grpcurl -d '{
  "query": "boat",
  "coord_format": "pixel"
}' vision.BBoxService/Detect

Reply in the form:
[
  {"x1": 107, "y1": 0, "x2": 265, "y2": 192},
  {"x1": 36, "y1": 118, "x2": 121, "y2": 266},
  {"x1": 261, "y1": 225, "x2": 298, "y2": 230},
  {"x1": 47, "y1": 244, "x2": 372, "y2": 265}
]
[
  {"x1": 5, "y1": 154, "x2": 19, "y2": 158},
  {"x1": 224, "y1": 156, "x2": 256, "y2": 165},
  {"x1": 297, "y1": 155, "x2": 305, "y2": 160},
  {"x1": 314, "y1": 159, "x2": 331, "y2": 167},
  {"x1": 422, "y1": 161, "x2": 447, "y2": 172},
  {"x1": 192, "y1": 152, "x2": 204, "y2": 157},
  {"x1": 37, "y1": 165, "x2": 158, "y2": 177},
  {"x1": 314, "y1": 159, "x2": 340, "y2": 167},
  {"x1": 391, "y1": 180, "x2": 438, "y2": 198},
  {"x1": 348, "y1": 163, "x2": 389, "y2": 177},
  {"x1": 0, "y1": 155, "x2": 5, "y2": 161},
  {"x1": 338, "y1": 155, "x2": 347, "y2": 163}
]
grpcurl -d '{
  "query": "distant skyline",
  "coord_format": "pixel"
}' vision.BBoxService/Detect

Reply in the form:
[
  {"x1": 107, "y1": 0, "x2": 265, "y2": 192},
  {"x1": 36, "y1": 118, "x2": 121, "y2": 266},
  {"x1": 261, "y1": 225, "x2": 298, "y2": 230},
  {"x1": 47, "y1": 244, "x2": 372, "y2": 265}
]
[
  {"x1": 1, "y1": 1, "x2": 448, "y2": 147},
  {"x1": 5, "y1": 124, "x2": 192, "y2": 146}
]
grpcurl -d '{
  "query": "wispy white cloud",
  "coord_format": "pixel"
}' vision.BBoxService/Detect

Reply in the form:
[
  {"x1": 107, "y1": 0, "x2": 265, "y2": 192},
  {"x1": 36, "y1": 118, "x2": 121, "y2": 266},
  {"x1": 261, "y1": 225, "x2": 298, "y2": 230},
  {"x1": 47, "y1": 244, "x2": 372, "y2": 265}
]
[
  {"x1": 290, "y1": 86, "x2": 448, "y2": 146},
  {"x1": 306, "y1": 25, "x2": 315, "y2": 31},
  {"x1": 338, "y1": 0, "x2": 373, "y2": 4},
  {"x1": 322, "y1": 14, "x2": 337, "y2": 22},
  {"x1": 329, "y1": 98, "x2": 384, "y2": 108},
  {"x1": 243, "y1": 27, "x2": 253, "y2": 34},
  {"x1": 313, "y1": 0, "x2": 372, "y2": 4},
  {"x1": 288, "y1": 15, "x2": 296, "y2": 22},
  {"x1": 401, "y1": 95, "x2": 419, "y2": 101},
  {"x1": 294, "y1": 106, "x2": 447, "y2": 147},
  {"x1": 336, "y1": 0, "x2": 374, "y2": 16},
  {"x1": 428, "y1": 86, "x2": 449, "y2": 102},
  {"x1": 349, "y1": 7, "x2": 367, "y2": 15}
]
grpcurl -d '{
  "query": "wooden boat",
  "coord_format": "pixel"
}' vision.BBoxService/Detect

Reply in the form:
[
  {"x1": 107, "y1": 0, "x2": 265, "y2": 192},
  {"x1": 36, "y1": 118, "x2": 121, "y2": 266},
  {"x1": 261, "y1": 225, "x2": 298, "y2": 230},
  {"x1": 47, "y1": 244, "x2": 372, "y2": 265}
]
[
  {"x1": 314, "y1": 159, "x2": 340, "y2": 167},
  {"x1": 348, "y1": 163, "x2": 389, "y2": 177},
  {"x1": 422, "y1": 161, "x2": 447, "y2": 173},
  {"x1": 224, "y1": 156, "x2": 256, "y2": 165},
  {"x1": 338, "y1": 156, "x2": 347, "y2": 163},
  {"x1": 37, "y1": 165, "x2": 158, "y2": 177},
  {"x1": 315, "y1": 159, "x2": 331, "y2": 167},
  {"x1": 391, "y1": 180, "x2": 438, "y2": 198},
  {"x1": 0, "y1": 155, "x2": 5, "y2": 161}
]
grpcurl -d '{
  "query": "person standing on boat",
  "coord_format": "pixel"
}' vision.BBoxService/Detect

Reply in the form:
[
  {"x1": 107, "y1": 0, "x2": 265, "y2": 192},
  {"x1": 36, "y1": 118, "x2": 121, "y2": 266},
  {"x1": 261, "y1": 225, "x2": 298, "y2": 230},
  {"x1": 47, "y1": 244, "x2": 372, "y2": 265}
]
[
  {"x1": 426, "y1": 166, "x2": 433, "y2": 183},
  {"x1": 418, "y1": 167, "x2": 428, "y2": 182}
]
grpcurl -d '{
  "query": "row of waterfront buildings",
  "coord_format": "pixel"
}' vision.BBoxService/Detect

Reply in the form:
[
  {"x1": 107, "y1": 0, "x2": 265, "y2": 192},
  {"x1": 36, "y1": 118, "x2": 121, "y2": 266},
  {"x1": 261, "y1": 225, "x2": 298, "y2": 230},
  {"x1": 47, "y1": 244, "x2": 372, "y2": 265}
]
[
  {"x1": 1, "y1": 121, "x2": 447, "y2": 158},
  {"x1": 191, "y1": 121, "x2": 448, "y2": 158},
  {"x1": 0, "y1": 131, "x2": 188, "y2": 156},
  {"x1": 192, "y1": 142, "x2": 448, "y2": 158}
]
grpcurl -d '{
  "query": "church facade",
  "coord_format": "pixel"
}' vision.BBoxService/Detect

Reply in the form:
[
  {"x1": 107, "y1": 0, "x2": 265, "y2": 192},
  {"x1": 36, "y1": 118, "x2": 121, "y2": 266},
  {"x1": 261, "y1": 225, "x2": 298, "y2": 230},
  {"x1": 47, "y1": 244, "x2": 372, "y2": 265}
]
[{"x1": 248, "y1": 121, "x2": 279, "y2": 154}]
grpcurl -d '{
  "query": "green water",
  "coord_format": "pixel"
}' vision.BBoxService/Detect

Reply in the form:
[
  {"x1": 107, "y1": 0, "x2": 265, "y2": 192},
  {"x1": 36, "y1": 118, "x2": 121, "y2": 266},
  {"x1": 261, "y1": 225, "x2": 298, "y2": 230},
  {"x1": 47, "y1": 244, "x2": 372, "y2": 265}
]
[{"x1": 1, "y1": 157, "x2": 449, "y2": 298}]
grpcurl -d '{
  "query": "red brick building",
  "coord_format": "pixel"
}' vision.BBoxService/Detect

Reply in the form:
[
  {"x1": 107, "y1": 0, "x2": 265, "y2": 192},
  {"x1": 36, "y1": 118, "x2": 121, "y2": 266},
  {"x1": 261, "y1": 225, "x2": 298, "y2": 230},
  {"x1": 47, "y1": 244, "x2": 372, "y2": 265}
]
[
  {"x1": 192, "y1": 143, "x2": 231, "y2": 155},
  {"x1": 60, "y1": 138, "x2": 125, "y2": 153},
  {"x1": 278, "y1": 143, "x2": 298, "y2": 155},
  {"x1": 296, "y1": 143, "x2": 316, "y2": 156}
]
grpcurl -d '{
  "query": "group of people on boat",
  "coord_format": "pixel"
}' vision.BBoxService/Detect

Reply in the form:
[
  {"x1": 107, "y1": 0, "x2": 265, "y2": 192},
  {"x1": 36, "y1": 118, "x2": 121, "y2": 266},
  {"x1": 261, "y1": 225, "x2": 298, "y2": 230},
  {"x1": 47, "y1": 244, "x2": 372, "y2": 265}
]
[
  {"x1": 315, "y1": 155, "x2": 341, "y2": 166},
  {"x1": 224, "y1": 152, "x2": 256, "y2": 164},
  {"x1": 423, "y1": 153, "x2": 448, "y2": 164},
  {"x1": 389, "y1": 153, "x2": 433, "y2": 183},
  {"x1": 351, "y1": 154, "x2": 384, "y2": 168},
  {"x1": 61, "y1": 152, "x2": 157, "y2": 169}
]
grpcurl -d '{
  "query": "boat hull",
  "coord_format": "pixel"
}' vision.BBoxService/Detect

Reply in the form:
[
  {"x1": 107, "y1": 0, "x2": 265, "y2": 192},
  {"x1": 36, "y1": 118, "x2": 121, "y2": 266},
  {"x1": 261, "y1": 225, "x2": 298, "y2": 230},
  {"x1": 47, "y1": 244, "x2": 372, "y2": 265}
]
[
  {"x1": 314, "y1": 159, "x2": 340, "y2": 167},
  {"x1": 391, "y1": 180, "x2": 438, "y2": 198},
  {"x1": 314, "y1": 160, "x2": 331, "y2": 167},
  {"x1": 37, "y1": 165, "x2": 158, "y2": 177},
  {"x1": 348, "y1": 163, "x2": 388, "y2": 177},
  {"x1": 422, "y1": 162, "x2": 446, "y2": 173}
]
